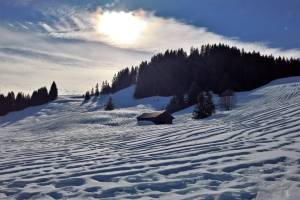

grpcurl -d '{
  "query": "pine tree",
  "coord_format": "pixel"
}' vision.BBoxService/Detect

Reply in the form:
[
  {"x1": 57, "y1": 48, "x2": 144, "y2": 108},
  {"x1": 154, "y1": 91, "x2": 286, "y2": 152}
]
[
  {"x1": 49, "y1": 81, "x2": 58, "y2": 101},
  {"x1": 166, "y1": 94, "x2": 186, "y2": 113},
  {"x1": 0, "y1": 94, "x2": 7, "y2": 116},
  {"x1": 193, "y1": 92, "x2": 206, "y2": 119},
  {"x1": 84, "y1": 91, "x2": 91, "y2": 101},
  {"x1": 31, "y1": 90, "x2": 39, "y2": 106},
  {"x1": 101, "y1": 81, "x2": 111, "y2": 95},
  {"x1": 105, "y1": 96, "x2": 114, "y2": 111},
  {"x1": 38, "y1": 87, "x2": 49, "y2": 104},
  {"x1": 31, "y1": 87, "x2": 48, "y2": 106},
  {"x1": 15, "y1": 92, "x2": 27, "y2": 111},
  {"x1": 187, "y1": 82, "x2": 201, "y2": 105},
  {"x1": 6, "y1": 92, "x2": 15, "y2": 112},
  {"x1": 193, "y1": 91, "x2": 215, "y2": 119},
  {"x1": 95, "y1": 83, "x2": 100, "y2": 96}
]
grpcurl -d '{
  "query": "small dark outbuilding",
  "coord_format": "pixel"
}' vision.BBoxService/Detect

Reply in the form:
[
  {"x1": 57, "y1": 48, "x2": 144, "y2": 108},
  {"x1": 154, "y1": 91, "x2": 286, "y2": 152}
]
[{"x1": 137, "y1": 111, "x2": 174, "y2": 125}]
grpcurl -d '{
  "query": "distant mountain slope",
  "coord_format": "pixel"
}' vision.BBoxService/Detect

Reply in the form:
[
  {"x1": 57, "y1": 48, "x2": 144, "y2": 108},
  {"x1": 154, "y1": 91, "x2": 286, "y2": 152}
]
[{"x1": 0, "y1": 77, "x2": 300, "y2": 200}]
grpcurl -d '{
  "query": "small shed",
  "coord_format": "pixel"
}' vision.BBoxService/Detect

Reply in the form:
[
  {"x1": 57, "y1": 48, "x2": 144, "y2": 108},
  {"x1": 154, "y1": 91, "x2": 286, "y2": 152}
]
[{"x1": 137, "y1": 111, "x2": 174, "y2": 125}]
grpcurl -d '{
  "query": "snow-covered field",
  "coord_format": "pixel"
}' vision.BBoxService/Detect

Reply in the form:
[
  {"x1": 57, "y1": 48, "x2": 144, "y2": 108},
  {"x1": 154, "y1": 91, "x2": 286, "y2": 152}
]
[{"x1": 0, "y1": 77, "x2": 300, "y2": 200}]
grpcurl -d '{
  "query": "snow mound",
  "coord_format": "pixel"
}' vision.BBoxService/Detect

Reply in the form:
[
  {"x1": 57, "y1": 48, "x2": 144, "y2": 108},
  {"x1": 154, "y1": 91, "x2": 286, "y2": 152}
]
[
  {"x1": 0, "y1": 77, "x2": 300, "y2": 199},
  {"x1": 94, "y1": 85, "x2": 171, "y2": 110}
]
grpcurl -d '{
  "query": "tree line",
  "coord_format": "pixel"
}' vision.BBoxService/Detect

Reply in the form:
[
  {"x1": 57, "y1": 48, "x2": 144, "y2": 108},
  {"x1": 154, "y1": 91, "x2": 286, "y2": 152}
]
[
  {"x1": 96, "y1": 67, "x2": 138, "y2": 96},
  {"x1": 82, "y1": 83, "x2": 115, "y2": 111},
  {"x1": 134, "y1": 44, "x2": 300, "y2": 99},
  {"x1": 98, "y1": 44, "x2": 299, "y2": 102},
  {"x1": 83, "y1": 67, "x2": 138, "y2": 100},
  {"x1": 0, "y1": 82, "x2": 58, "y2": 116},
  {"x1": 84, "y1": 83, "x2": 100, "y2": 101}
]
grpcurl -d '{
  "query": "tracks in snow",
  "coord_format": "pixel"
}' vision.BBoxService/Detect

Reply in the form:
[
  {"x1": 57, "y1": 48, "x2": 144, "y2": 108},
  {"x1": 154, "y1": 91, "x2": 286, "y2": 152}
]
[{"x1": 1, "y1": 79, "x2": 300, "y2": 199}]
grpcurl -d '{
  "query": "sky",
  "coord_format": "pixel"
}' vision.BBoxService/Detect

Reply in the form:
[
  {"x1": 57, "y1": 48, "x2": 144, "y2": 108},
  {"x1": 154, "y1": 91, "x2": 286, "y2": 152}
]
[{"x1": 0, "y1": 0, "x2": 299, "y2": 95}]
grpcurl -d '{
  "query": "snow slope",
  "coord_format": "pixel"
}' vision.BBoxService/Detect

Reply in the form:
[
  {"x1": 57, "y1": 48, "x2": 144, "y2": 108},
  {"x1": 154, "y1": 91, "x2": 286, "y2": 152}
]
[{"x1": 0, "y1": 77, "x2": 300, "y2": 200}]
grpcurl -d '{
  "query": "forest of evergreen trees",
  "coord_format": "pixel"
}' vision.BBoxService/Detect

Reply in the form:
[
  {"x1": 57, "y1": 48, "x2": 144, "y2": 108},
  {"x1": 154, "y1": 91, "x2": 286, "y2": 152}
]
[
  {"x1": 100, "y1": 44, "x2": 300, "y2": 103},
  {"x1": 99, "y1": 67, "x2": 138, "y2": 95},
  {"x1": 0, "y1": 82, "x2": 58, "y2": 116}
]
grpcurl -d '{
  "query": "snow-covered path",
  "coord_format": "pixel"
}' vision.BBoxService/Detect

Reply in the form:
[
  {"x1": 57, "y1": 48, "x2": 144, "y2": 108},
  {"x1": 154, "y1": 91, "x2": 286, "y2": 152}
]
[{"x1": 0, "y1": 78, "x2": 300, "y2": 200}]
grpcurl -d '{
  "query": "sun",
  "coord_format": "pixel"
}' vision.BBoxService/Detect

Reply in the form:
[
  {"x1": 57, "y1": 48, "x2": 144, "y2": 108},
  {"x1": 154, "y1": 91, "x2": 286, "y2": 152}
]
[{"x1": 96, "y1": 11, "x2": 147, "y2": 45}]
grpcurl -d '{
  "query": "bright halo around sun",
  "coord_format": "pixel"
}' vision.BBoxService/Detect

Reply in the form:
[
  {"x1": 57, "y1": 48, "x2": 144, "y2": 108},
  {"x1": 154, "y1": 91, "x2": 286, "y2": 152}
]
[{"x1": 96, "y1": 11, "x2": 147, "y2": 45}]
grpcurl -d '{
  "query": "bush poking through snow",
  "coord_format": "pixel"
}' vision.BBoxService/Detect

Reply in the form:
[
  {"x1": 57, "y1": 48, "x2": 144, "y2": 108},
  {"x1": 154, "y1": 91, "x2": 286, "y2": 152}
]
[{"x1": 105, "y1": 97, "x2": 114, "y2": 111}]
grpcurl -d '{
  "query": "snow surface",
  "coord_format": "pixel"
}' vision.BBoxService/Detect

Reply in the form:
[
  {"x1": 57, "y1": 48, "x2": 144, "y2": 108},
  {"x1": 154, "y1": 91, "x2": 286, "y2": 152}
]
[{"x1": 0, "y1": 77, "x2": 300, "y2": 199}]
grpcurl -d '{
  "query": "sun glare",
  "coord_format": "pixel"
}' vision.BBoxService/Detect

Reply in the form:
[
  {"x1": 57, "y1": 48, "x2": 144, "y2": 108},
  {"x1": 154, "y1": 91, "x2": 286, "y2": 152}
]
[{"x1": 96, "y1": 11, "x2": 147, "y2": 45}]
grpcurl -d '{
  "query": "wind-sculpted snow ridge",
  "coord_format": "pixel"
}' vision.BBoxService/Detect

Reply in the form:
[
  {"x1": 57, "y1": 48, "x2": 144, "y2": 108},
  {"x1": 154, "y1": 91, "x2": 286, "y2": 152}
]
[{"x1": 0, "y1": 77, "x2": 300, "y2": 200}]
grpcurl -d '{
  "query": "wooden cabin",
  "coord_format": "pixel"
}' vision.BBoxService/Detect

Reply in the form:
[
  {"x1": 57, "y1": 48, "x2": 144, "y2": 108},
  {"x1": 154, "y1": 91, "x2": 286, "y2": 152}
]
[{"x1": 137, "y1": 111, "x2": 174, "y2": 125}]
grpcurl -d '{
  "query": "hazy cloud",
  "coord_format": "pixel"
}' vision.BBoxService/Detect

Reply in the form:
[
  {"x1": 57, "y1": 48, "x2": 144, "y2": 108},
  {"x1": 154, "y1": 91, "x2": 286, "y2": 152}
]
[
  {"x1": 0, "y1": 25, "x2": 150, "y2": 95},
  {"x1": 41, "y1": 8, "x2": 300, "y2": 58},
  {"x1": 0, "y1": 4, "x2": 299, "y2": 95}
]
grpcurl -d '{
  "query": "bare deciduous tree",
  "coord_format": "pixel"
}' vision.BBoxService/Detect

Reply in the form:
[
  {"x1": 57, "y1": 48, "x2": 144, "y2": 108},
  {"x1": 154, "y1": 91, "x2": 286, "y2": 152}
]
[{"x1": 220, "y1": 89, "x2": 235, "y2": 111}]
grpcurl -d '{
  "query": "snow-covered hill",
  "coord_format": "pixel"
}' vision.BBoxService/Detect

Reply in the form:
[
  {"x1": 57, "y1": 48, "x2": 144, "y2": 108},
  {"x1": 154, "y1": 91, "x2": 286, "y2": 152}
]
[{"x1": 0, "y1": 77, "x2": 300, "y2": 200}]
